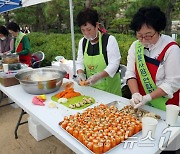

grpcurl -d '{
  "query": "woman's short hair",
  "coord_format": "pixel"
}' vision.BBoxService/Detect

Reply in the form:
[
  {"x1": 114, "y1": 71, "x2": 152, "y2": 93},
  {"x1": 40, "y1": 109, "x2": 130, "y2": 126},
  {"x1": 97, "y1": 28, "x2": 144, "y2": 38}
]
[
  {"x1": 0, "y1": 26, "x2": 9, "y2": 36},
  {"x1": 130, "y1": 6, "x2": 166, "y2": 32},
  {"x1": 7, "y1": 22, "x2": 20, "y2": 32},
  {"x1": 77, "y1": 8, "x2": 98, "y2": 27}
]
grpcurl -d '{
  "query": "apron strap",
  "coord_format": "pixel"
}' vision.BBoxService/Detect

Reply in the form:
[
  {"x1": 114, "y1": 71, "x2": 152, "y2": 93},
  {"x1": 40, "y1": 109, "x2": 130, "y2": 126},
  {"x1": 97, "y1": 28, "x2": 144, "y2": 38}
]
[{"x1": 157, "y1": 42, "x2": 179, "y2": 61}]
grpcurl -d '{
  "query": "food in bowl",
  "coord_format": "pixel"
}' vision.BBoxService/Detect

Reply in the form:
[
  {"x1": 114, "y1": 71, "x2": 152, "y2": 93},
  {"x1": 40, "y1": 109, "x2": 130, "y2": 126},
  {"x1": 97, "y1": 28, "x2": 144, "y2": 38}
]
[
  {"x1": 15, "y1": 68, "x2": 66, "y2": 94},
  {"x1": 2, "y1": 54, "x2": 19, "y2": 64}
]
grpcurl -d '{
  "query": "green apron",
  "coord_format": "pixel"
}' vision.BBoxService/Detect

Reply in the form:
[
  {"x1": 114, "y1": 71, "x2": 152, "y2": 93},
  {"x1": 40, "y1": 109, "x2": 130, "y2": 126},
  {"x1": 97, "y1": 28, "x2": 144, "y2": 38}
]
[
  {"x1": 135, "y1": 41, "x2": 168, "y2": 111},
  {"x1": 84, "y1": 31, "x2": 122, "y2": 96}
]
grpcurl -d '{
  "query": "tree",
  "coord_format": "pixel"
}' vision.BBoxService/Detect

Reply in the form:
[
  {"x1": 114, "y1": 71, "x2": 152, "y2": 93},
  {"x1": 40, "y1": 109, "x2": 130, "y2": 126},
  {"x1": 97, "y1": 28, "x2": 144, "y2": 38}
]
[
  {"x1": 12, "y1": 4, "x2": 47, "y2": 32},
  {"x1": 164, "y1": 0, "x2": 177, "y2": 35},
  {"x1": 92, "y1": 0, "x2": 121, "y2": 29}
]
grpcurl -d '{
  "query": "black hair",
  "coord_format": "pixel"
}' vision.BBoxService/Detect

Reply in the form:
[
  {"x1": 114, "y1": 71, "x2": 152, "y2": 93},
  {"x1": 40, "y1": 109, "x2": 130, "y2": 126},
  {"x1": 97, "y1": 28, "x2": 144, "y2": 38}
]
[
  {"x1": 7, "y1": 22, "x2": 20, "y2": 32},
  {"x1": 76, "y1": 8, "x2": 98, "y2": 27},
  {"x1": 0, "y1": 26, "x2": 9, "y2": 36},
  {"x1": 130, "y1": 6, "x2": 166, "y2": 32}
]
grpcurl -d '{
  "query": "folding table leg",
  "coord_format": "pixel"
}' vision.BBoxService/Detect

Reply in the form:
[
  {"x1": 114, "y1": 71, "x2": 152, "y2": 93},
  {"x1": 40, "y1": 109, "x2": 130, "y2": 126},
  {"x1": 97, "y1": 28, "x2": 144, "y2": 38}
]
[
  {"x1": 0, "y1": 91, "x2": 15, "y2": 108},
  {"x1": 14, "y1": 109, "x2": 28, "y2": 139},
  {"x1": 0, "y1": 102, "x2": 15, "y2": 108}
]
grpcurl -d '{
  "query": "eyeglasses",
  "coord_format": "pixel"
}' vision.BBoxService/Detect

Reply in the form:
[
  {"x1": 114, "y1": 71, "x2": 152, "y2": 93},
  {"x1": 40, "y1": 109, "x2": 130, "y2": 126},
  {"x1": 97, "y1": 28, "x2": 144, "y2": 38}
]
[{"x1": 136, "y1": 31, "x2": 156, "y2": 40}]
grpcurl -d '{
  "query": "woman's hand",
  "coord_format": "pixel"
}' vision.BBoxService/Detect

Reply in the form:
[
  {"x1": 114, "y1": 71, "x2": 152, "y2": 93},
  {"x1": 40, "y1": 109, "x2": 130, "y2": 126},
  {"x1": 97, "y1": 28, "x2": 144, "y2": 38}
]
[
  {"x1": 134, "y1": 94, "x2": 152, "y2": 109},
  {"x1": 77, "y1": 73, "x2": 86, "y2": 84},
  {"x1": 85, "y1": 72, "x2": 103, "y2": 85},
  {"x1": 130, "y1": 93, "x2": 143, "y2": 107}
]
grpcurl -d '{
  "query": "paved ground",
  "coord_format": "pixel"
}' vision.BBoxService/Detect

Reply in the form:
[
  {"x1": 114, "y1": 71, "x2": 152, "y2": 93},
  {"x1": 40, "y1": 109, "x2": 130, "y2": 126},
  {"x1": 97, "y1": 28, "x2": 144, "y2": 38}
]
[{"x1": 0, "y1": 98, "x2": 75, "y2": 154}]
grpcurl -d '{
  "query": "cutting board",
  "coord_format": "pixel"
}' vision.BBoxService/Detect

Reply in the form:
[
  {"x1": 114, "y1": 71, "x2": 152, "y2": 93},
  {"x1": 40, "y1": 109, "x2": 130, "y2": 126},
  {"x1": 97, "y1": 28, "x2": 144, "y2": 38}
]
[{"x1": 51, "y1": 95, "x2": 95, "y2": 110}]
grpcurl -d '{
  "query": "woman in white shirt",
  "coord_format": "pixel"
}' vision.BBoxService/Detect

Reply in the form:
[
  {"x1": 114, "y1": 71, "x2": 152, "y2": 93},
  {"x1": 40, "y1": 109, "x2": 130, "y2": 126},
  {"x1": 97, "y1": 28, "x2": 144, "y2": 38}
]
[
  {"x1": 76, "y1": 8, "x2": 122, "y2": 96},
  {"x1": 125, "y1": 6, "x2": 180, "y2": 110}
]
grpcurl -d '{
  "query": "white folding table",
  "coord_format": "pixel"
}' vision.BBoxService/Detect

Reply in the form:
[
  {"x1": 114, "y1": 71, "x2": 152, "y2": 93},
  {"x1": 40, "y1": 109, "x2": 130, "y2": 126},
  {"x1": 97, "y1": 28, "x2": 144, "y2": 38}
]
[{"x1": 0, "y1": 79, "x2": 180, "y2": 154}]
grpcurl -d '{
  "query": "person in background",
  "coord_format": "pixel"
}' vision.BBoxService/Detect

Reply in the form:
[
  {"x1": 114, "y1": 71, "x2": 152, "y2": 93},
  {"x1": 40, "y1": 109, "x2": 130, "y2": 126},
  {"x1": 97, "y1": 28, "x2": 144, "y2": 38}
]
[
  {"x1": 0, "y1": 26, "x2": 13, "y2": 56},
  {"x1": 76, "y1": 8, "x2": 122, "y2": 96},
  {"x1": 125, "y1": 6, "x2": 180, "y2": 110},
  {"x1": 7, "y1": 22, "x2": 31, "y2": 66},
  {"x1": 23, "y1": 26, "x2": 30, "y2": 34}
]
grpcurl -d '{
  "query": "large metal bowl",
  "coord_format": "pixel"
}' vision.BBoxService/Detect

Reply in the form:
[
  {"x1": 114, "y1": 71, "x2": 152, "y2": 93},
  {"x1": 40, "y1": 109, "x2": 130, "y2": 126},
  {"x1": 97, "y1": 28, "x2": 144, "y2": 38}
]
[{"x1": 15, "y1": 68, "x2": 66, "y2": 94}]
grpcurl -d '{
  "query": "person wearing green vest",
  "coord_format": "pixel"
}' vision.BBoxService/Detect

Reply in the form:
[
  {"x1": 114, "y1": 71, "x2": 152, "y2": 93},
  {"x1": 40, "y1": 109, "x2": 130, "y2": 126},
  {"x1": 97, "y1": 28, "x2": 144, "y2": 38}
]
[
  {"x1": 7, "y1": 22, "x2": 31, "y2": 66},
  {"x1": 125, "y1": 6, "x2": 180, "y2": 111},
  {"x1": 76, "y1": 8, "x2": 122, "y2": 96}
]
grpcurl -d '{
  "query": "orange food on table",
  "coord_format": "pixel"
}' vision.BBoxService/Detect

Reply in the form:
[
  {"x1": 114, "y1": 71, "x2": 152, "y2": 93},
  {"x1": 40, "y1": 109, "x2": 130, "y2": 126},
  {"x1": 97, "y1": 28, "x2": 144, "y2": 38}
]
[
  {"x1": 80, "y1": 80, "x2": 86, "y2": 86},
  {"x1": 103, "y1": 142, "x2": 111, "y2": 153},
  {"x1": 115, "y1": 136, "x2": 121, "y2": 144},
  {"x1": 87, "y1": 142, "x2": 93, "y2": 151},
  {"x1": 110, "y1": 138, "x2": 117, "y2": 148},
  {"x1": 73, "y1": 130, "x2": 79, "y2": 138},
  {"x1": 98, "y1": 142, "x2": 103, "y2": 153},
  {"x1": 68, "y1": 127, "x2": 74, "y2": 135},
  {"x1": 93, "y1": 143, "x2": 99, "y2": 153},
  {"x1": 78, "y1": 133, "x2": 84, "y2": 142},
  {"x1": 59, "y1": 104, "x2": 143, "y2": 153},
  {"x1": 55, "y1": 87, "x2": 81, "y2": 99}
]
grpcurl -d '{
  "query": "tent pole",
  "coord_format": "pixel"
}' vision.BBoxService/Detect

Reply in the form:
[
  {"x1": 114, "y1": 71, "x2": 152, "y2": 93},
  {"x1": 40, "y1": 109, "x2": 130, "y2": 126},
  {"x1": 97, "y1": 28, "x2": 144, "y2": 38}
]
[{"x1": 69, "y1": 0, "x2": 76, "y2": 78}]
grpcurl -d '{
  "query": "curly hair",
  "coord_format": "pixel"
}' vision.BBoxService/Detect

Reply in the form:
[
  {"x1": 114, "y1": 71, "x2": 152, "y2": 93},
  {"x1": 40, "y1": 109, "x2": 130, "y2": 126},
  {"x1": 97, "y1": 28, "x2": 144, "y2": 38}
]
[
  {"x1": 130, "y1": 6, "x2": 166, "y2": 32},
  {"x1": 76, "y1": 8, "x2": 98, "y2": 27}
]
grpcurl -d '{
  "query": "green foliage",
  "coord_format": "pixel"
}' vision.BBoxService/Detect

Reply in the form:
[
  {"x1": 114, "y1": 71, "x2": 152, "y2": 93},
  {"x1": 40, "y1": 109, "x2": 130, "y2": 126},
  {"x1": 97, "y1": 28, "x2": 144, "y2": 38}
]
[
  {"x1": 28, "y1": 32, "x2": 136, "y2": 66},
  {"x1": 28, "y1": 32, "x2": 81, "y2": 66},
  {"x1": 93, "y1": 0, "x2": 120, "y2": 28},
  {"x1": 172, "y1": 1, "x2": 180, "y2": 20},
  {"x1": 125, "y1": 0, "x2": 169, "y2": 18},
  {"x1": 177, "y1": 36, "x2": 180, "y2": 45},
  {"x1": 112, "y1": 33, "x2": 136, "y2": 64},
  {"x1": 0, "y1": 17, "x2": 5, "y2": 25},
  {"x1": 109, "y1": 18, "x2": 131, "y2": 33},
  {"x1": 12, "y1": 6, "x2": 37, "y2": 25}
]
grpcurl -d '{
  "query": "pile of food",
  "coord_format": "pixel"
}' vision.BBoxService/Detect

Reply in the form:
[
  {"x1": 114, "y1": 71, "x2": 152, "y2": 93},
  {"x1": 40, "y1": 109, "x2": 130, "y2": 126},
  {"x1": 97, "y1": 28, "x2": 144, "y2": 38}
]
[
  {"x1": 120, "y1": 105, "x2": 160, "y2": 120},
  {"x1": 68, "y1": 97, "x2": 94, "y2": 109},
  {"x1": 54, "y1": 88, "x2": 81, "y2": 99},
  {"x1": 52, "y1": 84, "x2": 95, "y2": 109},
  {"x1": 59, "y1": 104, "x2": 142, "y2": 153},
  {"x1": 2, "y1": 54, "x2": 19, "y2": 64},
  {"x1": 30, "y1": 73, "x2": 56, "y2": 82}
]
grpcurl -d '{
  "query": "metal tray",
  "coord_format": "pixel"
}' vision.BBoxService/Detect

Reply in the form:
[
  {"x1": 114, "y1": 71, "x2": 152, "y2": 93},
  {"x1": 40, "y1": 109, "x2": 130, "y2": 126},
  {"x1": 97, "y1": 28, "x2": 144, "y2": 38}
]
[
  {"x1": 59, "y1": 101, "x2": 155, "y2": 153},
  {"x1": 106, "y1": 101, "x2": 161, "y2": 121}
]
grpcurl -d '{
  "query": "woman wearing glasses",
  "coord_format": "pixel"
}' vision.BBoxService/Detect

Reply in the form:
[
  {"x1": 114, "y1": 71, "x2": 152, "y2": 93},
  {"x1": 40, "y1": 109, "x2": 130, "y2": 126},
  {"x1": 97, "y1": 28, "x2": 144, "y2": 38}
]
[{"x1": 125, "y1": 6, "x2": 180, "y2": 110}]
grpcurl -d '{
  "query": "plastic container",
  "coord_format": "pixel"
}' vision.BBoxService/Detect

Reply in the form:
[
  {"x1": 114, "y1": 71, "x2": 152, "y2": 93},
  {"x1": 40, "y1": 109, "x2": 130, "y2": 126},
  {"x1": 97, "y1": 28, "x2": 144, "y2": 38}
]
[
  {"x1": 0, "y1": 72, "x2": 19, "y2": 87},
  {"x1": 28, "y1": 117, "x2": 52, "y2": 141},
  {"x1": 2, "y1": 54, "x2": 19, "y2": 64}
]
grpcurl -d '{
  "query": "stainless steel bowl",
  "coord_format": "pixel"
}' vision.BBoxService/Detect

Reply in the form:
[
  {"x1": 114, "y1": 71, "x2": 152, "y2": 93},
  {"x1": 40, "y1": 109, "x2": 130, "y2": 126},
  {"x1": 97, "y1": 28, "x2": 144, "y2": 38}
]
[{"x1": 15, "y1": 68, "x2": 66, "y2": 94}]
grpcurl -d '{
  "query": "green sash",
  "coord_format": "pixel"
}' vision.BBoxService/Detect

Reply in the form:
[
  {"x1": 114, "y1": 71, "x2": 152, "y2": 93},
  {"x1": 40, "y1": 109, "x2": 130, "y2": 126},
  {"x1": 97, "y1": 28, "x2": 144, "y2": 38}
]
[
  {"x1": 135, "y1": 41, "x2": 168, "y2": 111},
  {"x1": 15, "y1": 32, "x2": 25, "y2": 52}
]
